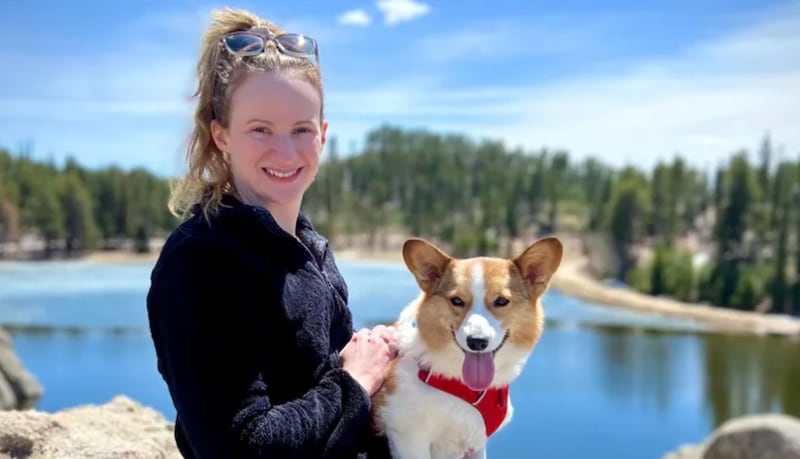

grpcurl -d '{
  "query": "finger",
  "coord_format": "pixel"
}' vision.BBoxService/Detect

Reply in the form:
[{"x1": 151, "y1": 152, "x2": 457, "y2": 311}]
[
  {"x1": 357, "y1": 328, "x2": 372, "y2": 338},
  {"x1": 375, "y1": 332, "x2": 392, "y2": 345},
  {"x1": 372, "y1": 325, "x2": 389, "y2": 339},
  {"x1": 381, "y1": 337, "x2": 394, "y2": 348},
  {"x1": 383, "y1": 332, "x2": 398, "y2": 347},
  {"x1": 374, "y1": 325, "x2": 396, "y2": 343},
  {"x1": 352, "y1": 328, "x2": 371, "y2": 342}
]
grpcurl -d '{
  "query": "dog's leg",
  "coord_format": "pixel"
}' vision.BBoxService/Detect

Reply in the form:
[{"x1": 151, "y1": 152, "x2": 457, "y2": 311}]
[
  {"x1": 463, "y1": 446, "x2": 487, "y2": 459},
  {"x1": 387, "y1": 432, "x2": 431, "y2": 459}
]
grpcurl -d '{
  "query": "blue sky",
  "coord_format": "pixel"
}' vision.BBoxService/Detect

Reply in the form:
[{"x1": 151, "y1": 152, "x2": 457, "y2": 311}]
[{"x1": 1, "y1": 0, "x2": 799, "y2": 177}]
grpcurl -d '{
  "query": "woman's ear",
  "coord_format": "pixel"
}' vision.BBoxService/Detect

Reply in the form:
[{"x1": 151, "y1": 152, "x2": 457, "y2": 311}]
[
  {"x1": 320, "y1": 119, "x2": 328, "y2": 147},
  {"x1": 210, "y1": 119, "x2": 230, "y2": 153}
]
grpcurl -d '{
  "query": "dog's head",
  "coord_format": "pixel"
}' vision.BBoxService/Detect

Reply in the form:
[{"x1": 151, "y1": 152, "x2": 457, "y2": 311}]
[{"x1": 402, "y1": 237, "x2": 562, "y2": 389}]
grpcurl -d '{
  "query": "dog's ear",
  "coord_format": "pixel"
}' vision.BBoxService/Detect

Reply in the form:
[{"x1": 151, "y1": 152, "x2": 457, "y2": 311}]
[
  {"x1": 513, "y1": 236, "x2": 563, "y2": 298},
  {"x1": 402, "y1": 238, "x2": 452, "y2": 293}
]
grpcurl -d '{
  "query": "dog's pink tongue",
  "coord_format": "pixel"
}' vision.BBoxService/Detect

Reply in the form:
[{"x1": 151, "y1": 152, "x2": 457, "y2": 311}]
[{"x1": 462, "y1": 352, "x2": 494, "y2": 391}]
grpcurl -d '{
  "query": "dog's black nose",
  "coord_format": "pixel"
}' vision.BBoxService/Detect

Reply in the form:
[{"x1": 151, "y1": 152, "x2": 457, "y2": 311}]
[{"x1": 467, "y1": 337, "x2": 489, "y2": 351}]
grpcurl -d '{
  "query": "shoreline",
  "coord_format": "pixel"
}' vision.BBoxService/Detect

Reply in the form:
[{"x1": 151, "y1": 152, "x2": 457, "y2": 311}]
[
  {"x1": 550, "y1": 256, "x2": 800, "y2": 337},
  {"x1": 5, "y1": 246, "x2": 800, "y2": 337}
]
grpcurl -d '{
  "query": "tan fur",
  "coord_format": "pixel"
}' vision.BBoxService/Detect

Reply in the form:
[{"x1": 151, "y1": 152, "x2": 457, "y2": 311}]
[
  {"x1": 400, "y1": 237, "x2": 561, "y2": 355},
  {"x1": 372, "y1": 236, "x2": 563, "y2": 458},
  {"x1": 370, "y1": 358, "x2": 399, "y2": 433},
  {"x1": 481, "y1": 258, "x2": 544, "y2": 351}
]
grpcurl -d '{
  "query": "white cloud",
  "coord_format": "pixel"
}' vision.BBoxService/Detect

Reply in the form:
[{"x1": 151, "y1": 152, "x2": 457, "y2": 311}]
[
  {"x1": 417, "y1": 16, "x2": 618, "y2": 63},
  {"x1": 3, "y1": 3, "x2": 800, "y2": 176},
  {"x1": 376, "y1": 0, "x2": 430, "y2": 25},
  {"x1": 325, "y1": 3, "x2": 800, "y2": 170},
  {"x1": 338, "y1": 8, "x2": 371, "y2": 26}
]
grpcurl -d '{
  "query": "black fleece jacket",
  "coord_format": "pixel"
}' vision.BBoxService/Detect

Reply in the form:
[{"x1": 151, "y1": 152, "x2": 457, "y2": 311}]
[{"x1": 146, "y1": 194, "x2": 391, "y2": 459}]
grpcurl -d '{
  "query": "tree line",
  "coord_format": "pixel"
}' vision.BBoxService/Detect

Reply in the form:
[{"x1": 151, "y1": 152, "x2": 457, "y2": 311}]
[
  {"x1": 0, "y1": 148, "x2": 174, "y2": 257},
  {"x1": 1, "y1": 125, "x2": 798, "y2": 314},
  {"x1": 302, "y1": 126, "x2": 799, "y2": 315}
]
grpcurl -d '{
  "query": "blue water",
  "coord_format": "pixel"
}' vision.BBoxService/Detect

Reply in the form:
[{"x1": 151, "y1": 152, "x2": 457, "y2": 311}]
[{"x1": 1, "y1": 259, "x2": 796, "y2": 459}]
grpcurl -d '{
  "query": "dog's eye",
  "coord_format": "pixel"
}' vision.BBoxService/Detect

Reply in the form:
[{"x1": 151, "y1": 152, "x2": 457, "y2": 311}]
[
  {"x1": 450, "y1": 296, "x2": 465, "y2": 307},
  {"x1": 494, "y1": 297, "x2": 510, "y2": 307}
]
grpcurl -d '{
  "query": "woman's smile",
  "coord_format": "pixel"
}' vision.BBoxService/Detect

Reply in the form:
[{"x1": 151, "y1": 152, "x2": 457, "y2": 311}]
[{"x1": 261, "y1": 166, "x2": 303, "y2": 183}]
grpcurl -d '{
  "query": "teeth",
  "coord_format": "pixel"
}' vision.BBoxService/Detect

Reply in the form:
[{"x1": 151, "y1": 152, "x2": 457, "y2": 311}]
[{"x1": 265, "y1": 168, "x2": 298, "y2": 178}]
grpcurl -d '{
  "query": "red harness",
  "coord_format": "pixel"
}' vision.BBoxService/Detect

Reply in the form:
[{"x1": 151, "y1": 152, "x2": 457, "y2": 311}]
[{"x1": 418, "y1": 368, "x2": 509, "y2": 438}]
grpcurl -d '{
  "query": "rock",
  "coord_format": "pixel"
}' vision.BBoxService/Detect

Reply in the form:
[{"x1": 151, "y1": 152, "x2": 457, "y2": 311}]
[
  {"x1": 0, "y1": 326, "x2": 43, "y2": 410},
  {"x1": 704, "y1": 414, "x2": 800, "y2": 459},
  {"x1": 663, "y1": 413, "x2": 800, "y2": 459},
  {"x1": 663, "y1": 444, "x2": 704, "y2": 459},
  {"x1": 0, "y1": 395, "x2": 180, "y2": 459}
]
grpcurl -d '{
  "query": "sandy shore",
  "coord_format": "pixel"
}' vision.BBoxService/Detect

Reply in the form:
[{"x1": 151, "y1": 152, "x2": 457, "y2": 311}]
[
  {"x1": 550, "y1": 255, "x2": 800, "y2": 336},
  {"x1": 80, "y1": 247, "x2": 402, "y2": 265},
  {"x1": 9, "y1": 244, "x2": 800, "y2": 337},
  {"x1": 80, "y1": 250, "x2": 160, "y2": 264}
]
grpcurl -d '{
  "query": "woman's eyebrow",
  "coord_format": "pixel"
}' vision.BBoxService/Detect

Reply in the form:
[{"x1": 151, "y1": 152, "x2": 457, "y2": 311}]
[
  {"x1": 245, "y1": 118, "x2": 273, "y2": 125},
  {"x1": 245, "y1": 119, "x2": 316, "y2": 125}
]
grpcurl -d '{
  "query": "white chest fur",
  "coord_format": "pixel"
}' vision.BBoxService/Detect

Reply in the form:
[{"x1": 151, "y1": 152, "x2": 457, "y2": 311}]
[{"x1": 375, "y1": 323, "x2": 516, "y2": 459}]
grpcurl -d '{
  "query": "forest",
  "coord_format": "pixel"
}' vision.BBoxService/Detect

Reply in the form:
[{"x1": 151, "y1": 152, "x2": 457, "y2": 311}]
[{"x1": 1, "y1": 125, "x2": 798, "y2": 315}]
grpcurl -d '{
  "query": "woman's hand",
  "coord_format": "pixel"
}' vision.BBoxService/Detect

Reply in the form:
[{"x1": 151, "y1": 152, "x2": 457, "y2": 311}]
[
  {"x1": 340, "y1": 328, "x2": 395, "y2": 396},
  {"x1": 370, "y1": 324, "x2": 399, "y2": 357}
]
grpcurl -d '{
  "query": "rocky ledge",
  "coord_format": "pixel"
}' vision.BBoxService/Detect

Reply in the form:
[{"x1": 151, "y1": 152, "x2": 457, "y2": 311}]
[
  {"x1": 0, "y1": 395, "x2": 179, "y2": 459},
  {"x1": 0, "y1": 326, "x2": 43, "y2": 410},
  {"x1": 663, "y1": 413, "x2": 800, "y2": 459}
]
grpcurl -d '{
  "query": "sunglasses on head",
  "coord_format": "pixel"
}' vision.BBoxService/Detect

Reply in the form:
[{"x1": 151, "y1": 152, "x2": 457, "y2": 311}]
[{"x1": 221, "y1": 29, "x2": 319, "y2": 65}]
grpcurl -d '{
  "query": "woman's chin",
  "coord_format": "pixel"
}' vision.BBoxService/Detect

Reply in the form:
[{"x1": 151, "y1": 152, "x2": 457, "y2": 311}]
[{"x1": 254, "y1": 181, "x2": 307, "y2": 206}]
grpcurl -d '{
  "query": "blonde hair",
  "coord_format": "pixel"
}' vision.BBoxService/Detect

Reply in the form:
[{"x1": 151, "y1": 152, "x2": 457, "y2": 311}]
[{"x1": 168, "y1": 8, "x2": 324, "y2": 220}]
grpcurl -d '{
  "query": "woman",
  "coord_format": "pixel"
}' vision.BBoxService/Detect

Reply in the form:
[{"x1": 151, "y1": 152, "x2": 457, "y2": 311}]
[{"x1": 146, "y1": 8, "x2": 396, "y2": 459}]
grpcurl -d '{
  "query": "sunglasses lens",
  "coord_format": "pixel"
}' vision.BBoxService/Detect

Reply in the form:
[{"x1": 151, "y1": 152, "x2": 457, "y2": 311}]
[
  {"x1": 278, "y1": 34, "x2": 316, "y2": 55},
  {"x1": 224, "y1": 33, "x2": 264, "y2": 55}
]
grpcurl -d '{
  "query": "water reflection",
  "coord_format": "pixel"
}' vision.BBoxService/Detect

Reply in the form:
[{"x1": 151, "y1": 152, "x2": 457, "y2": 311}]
[
  {"x1": 702, "y1": 333, "x2": 800, "y2": 427},
  {"x1": 584, "y1": 322, "x2": 800, "y2": 429},
  {"x1": 579, "y1": 324, "x2": 700, "y2": 418},
  {"x1": 601, "y1": 327, "x2": 668, "y2": 415}
]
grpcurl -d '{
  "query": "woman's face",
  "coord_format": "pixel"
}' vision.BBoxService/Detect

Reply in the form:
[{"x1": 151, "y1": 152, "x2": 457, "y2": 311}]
[{"x1": 211, "y1": 71, "x2": 327, "y2": 212}]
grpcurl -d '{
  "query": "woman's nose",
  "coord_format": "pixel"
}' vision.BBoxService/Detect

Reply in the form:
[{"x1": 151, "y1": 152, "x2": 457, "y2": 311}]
[{"x1": 271, "y1": 134, "x2": 296, "y2": 161}]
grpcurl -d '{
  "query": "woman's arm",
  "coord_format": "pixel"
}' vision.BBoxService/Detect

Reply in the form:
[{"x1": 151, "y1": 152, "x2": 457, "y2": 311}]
[{"x1": 146, "y1": 237, "x2": 372, "y2": 459}]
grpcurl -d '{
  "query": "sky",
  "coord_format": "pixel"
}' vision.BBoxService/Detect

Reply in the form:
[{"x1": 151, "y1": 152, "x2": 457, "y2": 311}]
[{"x1": 1, "y1": 0, "x2": 799, "y2": 177}]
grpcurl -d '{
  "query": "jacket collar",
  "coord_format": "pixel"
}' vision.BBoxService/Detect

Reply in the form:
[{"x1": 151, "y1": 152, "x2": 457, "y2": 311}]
[
  {"x1": 193, "y1": 192, "x2": 314, "y2": 234},
  {"x1": 198, "y1": 192, "x2": 329, "y2": 267}
]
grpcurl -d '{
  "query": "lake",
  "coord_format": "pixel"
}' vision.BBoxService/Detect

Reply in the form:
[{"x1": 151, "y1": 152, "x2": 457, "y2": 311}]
[{"x1": 1, "y1": 258, "x2": 799, "y2": 459}]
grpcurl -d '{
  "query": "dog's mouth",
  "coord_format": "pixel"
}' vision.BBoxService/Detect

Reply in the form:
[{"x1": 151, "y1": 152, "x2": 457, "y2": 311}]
[{"x1": 452, "y1": 330, "x2": 510, "y2": 391}]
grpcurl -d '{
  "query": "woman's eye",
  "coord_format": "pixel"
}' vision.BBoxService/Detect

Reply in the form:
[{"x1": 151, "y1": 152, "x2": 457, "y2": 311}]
[
  {"x1": 294, "y1": 127, "x2": 313, "y2": 134},
  {"x1": 450, "y1": 296, "x2": 465, "y2": 307},
  {"x1": 252, "y1": 127, "x2": 271, "y2": 134}
]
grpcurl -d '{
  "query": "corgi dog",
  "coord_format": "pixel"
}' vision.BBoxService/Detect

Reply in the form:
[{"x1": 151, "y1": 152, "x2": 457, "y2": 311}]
[{"x1": 371, "y1": 236, "x2": 563, "y2": 459}]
